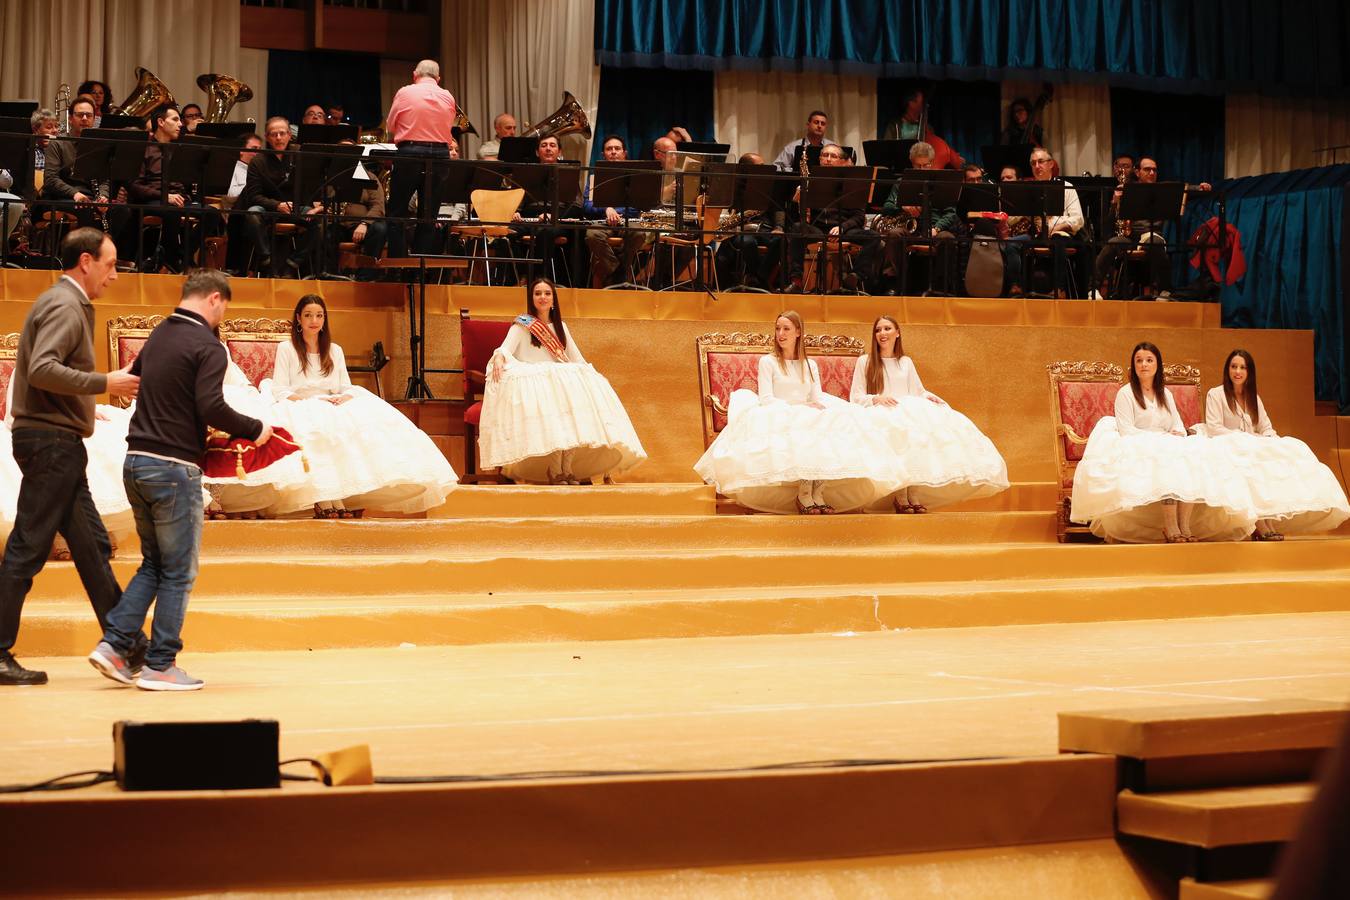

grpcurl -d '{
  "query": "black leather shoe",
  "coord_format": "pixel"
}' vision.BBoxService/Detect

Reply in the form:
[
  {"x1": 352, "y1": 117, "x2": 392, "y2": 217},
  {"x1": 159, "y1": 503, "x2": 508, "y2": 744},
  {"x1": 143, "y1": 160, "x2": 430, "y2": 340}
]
[{"x1": 0, "y1": 650, "x2": 48, "y2": 686}]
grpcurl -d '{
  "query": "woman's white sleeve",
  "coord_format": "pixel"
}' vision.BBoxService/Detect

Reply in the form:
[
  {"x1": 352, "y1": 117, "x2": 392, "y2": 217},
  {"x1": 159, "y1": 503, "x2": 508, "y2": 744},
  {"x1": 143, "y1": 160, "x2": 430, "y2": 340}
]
[
  {"x1": 1204, "y1": 388, "x2": 1229, "y2": 433},
  {"x1": 757, "y1": 355, "x2": 778, "y2": 403},
  {"x1": 808, "y1": 360, "x2": 824, "y2": 403},
  {"x1": 1114, "y1": 386, "x2": 1139, "y2": 435},
  {"x1": 332, "y1": 344, "x2": 353, "y2": 393},
  {"x1": 271, "y1": 341, "x2": 297, "y2": 400},
  {"x1": 902, "y1": 357, "x2": 927, "y2": 396},
  {"x1": 1255, "y1": 395, "x2": 1278, "y2": 437},
  {"x1": 849, "y1": 355, "x2": 872, "y2": 405},
  {"x1": 494, "y1": 325, "x2": 525, "y2": 363},
  {"x1": 563, "y1": 324, "x2": 586, "y2": 364}
]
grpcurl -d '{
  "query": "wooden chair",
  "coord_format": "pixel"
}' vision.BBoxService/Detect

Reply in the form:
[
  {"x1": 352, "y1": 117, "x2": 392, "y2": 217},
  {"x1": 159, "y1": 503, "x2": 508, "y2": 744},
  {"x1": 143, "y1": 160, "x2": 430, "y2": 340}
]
[
  {"x1": 452, "y1": 188, "x2": 524, "y2": 285},
  {"x1": 659, "y1": 195, "x2": 724, "y2": 291},
  {"x1": 695, "y1": 330, "x2": 864, "y2": 449},
  {"x1": 458, "y1": 308, "x2": 514, "y2": 483},
  {"x1": 803, "y1": 238, "x2": 862, "y2": 292},
  {"x1": 1047, "y1": 360, "x2": 1203, "y2": 542}
]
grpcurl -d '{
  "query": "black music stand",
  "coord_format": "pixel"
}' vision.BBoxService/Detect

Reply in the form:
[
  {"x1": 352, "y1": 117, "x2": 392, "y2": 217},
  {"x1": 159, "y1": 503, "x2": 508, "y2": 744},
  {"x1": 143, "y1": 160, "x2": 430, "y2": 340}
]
[
  {"x1": 790, "y1": 143, "x2": 828, "y2": 174},
  {"x1": 1117, "y1": 181, "x2": 1185, "y2": 227},
  {"x1": 591, "y1": 160, "x2": 663, "y2": 290},
  {"x1": 678, "y1": 141, "x2": 731, "y2": 158},
  {"x1": 498, "y1": 136, "x2": 541, "y2": 164},
  {"x1": 1069, "y1": 175, "x2": 1117, "y2": 242},
  {"x1": 801, "y1": 167, "x2": 875, "y2": 295},
  {"x1": 73, "y1": 128, "x2": 149, "y2": 191},
  {"x1": 98, "y1": 114, "x2": 146, "y2": 131},
  {"x1": 1000, "y1": 180, "x2": 1069, "y2": 297},
  {"x1": 293, "y1": 142, "x2": 365, "y2": 278},
  {"x1": 297, "y1": 123, "x2": 359, "y2": 146},
  {"x1": 862, "y1": 139, "x2": 916, "y2": 172},
  {"x1": 0, "y1": 101, "x2": 39, "y2": 119},
  {"x1": 195, "y1": 123, "x2": 257, "y2": 141},
  {"x1": 980, "y1": 144, "x2": 1034, "y2": 180},
  {"x1": 704, "y1": 162, "x2": 780, "y2": 293}
]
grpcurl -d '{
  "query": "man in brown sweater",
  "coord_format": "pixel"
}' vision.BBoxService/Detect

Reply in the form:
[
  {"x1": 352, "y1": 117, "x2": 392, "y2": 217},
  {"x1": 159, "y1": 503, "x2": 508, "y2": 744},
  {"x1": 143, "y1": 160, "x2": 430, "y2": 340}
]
[{"x1": 0, "y1": 228, "x2": 142, "y2": 686}]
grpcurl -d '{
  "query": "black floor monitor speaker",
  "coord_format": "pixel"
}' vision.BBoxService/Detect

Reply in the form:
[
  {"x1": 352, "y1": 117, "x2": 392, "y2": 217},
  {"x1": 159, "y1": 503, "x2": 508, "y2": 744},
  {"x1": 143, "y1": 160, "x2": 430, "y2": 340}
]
[{"x1": 113, "y1": 720, "x2": 281, "y2": 791}]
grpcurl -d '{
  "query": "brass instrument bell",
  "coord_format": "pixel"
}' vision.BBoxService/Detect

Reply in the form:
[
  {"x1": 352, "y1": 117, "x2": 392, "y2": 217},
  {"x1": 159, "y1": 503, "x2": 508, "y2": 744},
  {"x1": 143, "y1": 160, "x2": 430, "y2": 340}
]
[{"x1": 197, "y1": 73, "x2": 254, "y2": 123}]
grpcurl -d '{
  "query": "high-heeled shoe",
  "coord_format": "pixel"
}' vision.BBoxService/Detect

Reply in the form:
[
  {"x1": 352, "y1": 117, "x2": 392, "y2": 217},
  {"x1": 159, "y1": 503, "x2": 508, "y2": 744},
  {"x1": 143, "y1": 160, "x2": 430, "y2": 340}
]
[
  {"x1": 795, "y1": 497, "x2": 821, "y2": 515},
  {"x1": 1162, "y1": 529, "x2": 1185, "y2": 543}
]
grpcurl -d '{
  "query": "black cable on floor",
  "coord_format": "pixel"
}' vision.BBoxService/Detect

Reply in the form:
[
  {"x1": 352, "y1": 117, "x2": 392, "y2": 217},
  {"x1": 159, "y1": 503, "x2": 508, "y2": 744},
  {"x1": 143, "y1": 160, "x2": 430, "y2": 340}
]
[{"x1": 0, "y1": 770, "x2": 115, "y2": 793}]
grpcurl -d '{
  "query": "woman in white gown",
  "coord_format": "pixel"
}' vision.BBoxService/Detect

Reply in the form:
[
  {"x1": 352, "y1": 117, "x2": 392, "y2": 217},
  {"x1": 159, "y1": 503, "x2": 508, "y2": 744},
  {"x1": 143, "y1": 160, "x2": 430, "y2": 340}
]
[
  {"x1": 694, "y1": 311, "x2": 899, "y2": 514},
  {"x1": 850, "y1": 316, "x2": 1009, "y2": 512},
  {"x1": 267, "y1": 294, "x2": 457, "y2": 517},
  {"x1": 479, "y1": 277, "x2": 646, "y2": 484},
  {"x1": 202, "y1": 348, "x2": 311, "y2": 517},
  {"x1": 1071, "y1": 342, "x2": 1254, "y2": 543},
  {"x1": 1204, "y1": 349, "x2": 1349, "y2": 539}
]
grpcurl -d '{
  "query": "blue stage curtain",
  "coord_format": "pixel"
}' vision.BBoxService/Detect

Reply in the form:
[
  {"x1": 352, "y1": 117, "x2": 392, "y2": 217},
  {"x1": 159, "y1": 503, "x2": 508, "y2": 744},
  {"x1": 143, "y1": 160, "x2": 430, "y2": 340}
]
[
  {"x1": 266, "y1": 51, "x2": 383, "y2": 129},
  {"x1": 594, "y1": 0, "x2": 1349, "y2": 94},
  {"x1": 592, "y1": 66, "x2": 715, "y2": 162},
  {"x1": 1181, "y1": 167, "x2": 1350, "y2": 408},
  {"x1": 876, "y1": 79, "x2": 1001, "y2": 170},
  {"x1": 1110, "y1": 88, "x2": 1224, "y2": 189}
]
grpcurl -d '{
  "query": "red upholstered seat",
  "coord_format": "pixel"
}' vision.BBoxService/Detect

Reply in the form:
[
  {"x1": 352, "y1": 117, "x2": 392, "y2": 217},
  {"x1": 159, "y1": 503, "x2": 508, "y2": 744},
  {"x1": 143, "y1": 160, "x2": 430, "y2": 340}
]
[
  {"x1": 1056, "y1": 380, "x2": 1120, "y2": 464},
  {"x1": 1171, "y1": 383, "x2": 1202, "y2": 430},
  {"x1": 225, "y1": 339, "x2": 282, "y2": 388},
  {"x1": 704, "y1": 350, "x2": 862, "y2": 434},
  {"x1": 115, "y1": 336, "x2": 149, "y2": 370},
  {"x1": 458, "y1": 312, "x2": 514, "y2": 481}
]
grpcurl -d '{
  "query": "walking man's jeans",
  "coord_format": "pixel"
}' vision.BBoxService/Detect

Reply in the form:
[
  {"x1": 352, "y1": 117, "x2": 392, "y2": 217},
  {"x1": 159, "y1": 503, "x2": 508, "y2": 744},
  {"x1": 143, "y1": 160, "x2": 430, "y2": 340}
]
[
  {"x1": 103, "y1": 455, "x2": 204, "y2": 672},
  {"x1": 0, "y1": 429, "x2": 121, "y2": 651}
]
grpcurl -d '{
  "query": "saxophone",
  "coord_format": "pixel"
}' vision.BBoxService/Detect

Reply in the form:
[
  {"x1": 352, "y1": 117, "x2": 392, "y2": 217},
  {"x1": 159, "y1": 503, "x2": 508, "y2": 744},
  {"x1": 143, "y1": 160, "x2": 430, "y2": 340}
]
[{"x1": 871, "y1": 213, "x2": 918, "y2": 236}]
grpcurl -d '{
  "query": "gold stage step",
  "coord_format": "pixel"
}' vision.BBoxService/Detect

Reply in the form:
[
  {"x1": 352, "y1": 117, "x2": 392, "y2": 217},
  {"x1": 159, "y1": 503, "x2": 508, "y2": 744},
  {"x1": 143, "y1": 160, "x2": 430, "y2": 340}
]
[
  {"x1": 1179, "y1": 878, "x2": 1273, "y2": 900},
  {"x1": 198, "y1": 512, "x2": 1058, "y2": 555},
  {"x1": 20, "y1": 561, "x2": 1350, "y2": 655},
  {"x1": 430, "y1": 483, "x2": 717, "y2": 518},
  {"x1": 1116, "y1": 782, "x2": 1314, "y2": 848}
]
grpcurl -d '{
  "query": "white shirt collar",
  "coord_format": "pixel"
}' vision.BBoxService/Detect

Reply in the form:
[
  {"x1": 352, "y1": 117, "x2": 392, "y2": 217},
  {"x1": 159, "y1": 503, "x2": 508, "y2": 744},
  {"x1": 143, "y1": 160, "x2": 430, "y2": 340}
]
[{"x1": 60, "y1": 274, "x2": 90, "y2": 303}]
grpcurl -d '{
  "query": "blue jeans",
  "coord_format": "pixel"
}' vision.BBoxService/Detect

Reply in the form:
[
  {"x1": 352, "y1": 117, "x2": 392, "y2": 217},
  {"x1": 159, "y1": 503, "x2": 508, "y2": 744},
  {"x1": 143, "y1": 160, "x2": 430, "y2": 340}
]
[{"x1": 103, "y1": 455, "x2": 204, "y2": 671}]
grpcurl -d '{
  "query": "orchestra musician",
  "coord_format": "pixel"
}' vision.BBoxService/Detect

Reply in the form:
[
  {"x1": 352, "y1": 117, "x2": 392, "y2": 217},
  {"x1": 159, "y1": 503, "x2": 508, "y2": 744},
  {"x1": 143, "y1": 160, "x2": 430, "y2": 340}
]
[
  {"x1": 237, "y1": 116, "x2": 319, "y2": 277},
  {"x1": 715, "y1": 152, "x2": 785, "y2": 291},
  {"x1": 773, "y1": 111, "x2": 833, "y2": 172},
  {"x1": 875, "y1": 142, "x2": 960, "y2": 296},
  {"x1": 1014, "y1": 146, "x2": 1083, "y2": 298},
  {"x1": 786, "y1": 143, "x2": 875, "y2": 293},
  {"x1": 999, "y1": 98, "x2": 1044, "y2": 148},
  {"x1": 180, "y1": 103, "x2": 204, "y2": 134},
  {"x1": 882, "y1": 88, "x2": 963, "y2": 170},
  {"x1": 38, "y1": 96, "x2": 110, "y2": 231},
  {"x1": 510, "y1": 135, "x2": 580, "y2": 285},
  {"x1": 477, "y1": 113, "x2": 516, "y2": 161},
  {"x1": 582, "y1": 135, "x2": 651, "y2": 288}
]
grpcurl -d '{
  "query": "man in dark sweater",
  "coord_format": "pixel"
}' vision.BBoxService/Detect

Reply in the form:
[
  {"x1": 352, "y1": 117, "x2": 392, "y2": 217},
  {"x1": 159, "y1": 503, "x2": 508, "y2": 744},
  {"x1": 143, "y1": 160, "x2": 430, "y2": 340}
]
[
  {"x1": 88, "y1": 269, "x2": 272, "y2": 691},
  {"x1": 0, "y1": 228, "x2": 141, "y2": 687}
]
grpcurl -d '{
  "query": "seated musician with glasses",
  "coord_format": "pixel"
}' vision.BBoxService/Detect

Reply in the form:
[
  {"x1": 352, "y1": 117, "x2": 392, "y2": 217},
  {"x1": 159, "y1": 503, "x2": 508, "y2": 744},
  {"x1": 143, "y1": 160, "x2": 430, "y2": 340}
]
[
  {"x1": 38, "y1": 96, "x2": 110, "y2": 231},
  {"x1": 510, "y1": 135, "x2": 580, "y2": 285},
  {"x1": 581, "y1": 135, "x2": 652, "y2": 287},
  {"x1": 237, "y1": 116, "x2": 320, "y2": 277},
  {"x1": 1009, "y1": 147, "x2": 1084, "y2": 298},
  {"x1": 786, "y1": 143, "x2": 875, "y2": 293},
  {"x1": 874, "y1": 142, "x2": 960, "y2": 297}
]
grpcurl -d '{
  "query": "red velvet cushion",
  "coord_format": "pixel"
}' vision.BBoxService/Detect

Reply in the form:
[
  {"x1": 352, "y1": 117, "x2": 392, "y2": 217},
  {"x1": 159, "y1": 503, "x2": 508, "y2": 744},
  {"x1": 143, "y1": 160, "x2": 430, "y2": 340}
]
[
  {"x1": 225, "y1": 339, "x2": 281, "y2": 388},
  {"x1": 116, "y1": 336, "x2": 148, "y2": 370},
  {"x1": 705, "y1": 352, "x2": 763, "y2": 432},
  {"x1": 461, "y1": 319, "x2": 513, "y2": 396},
  {"x1": 0, "y1": 359, "x2": 14, "y2": 421},
  {"x1": 817, "y1": 356, "x2": 857, "y2": 402},
  {"x1": 202, "y1": 426, "x2": 304, "y2": 479},
  {"x1": 1057, "y1": 381, "x2": 1120, "y2": 462},
  {"x1": 1171, "y1": 384, "x2": 1202, "y2": 430},
  {"x1": 464, "y1": 400, "x2": 483, "y2": 427}
]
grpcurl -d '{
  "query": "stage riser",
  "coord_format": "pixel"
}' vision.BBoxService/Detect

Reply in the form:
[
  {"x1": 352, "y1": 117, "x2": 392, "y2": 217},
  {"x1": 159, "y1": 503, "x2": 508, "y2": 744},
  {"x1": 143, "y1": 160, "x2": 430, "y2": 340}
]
[
  {"x1": 0, "y1": 755, "x2": 1115, "y2": 895},
  {"x1": 21, "y1": 572, "x2": 1350, "y2": 656},
  {"x1": 21, "y1": 539, "x2": 1350, "y2": 604},
  {"x1": 193, "y1": 513, "x2": 1058, "y2": 555}
]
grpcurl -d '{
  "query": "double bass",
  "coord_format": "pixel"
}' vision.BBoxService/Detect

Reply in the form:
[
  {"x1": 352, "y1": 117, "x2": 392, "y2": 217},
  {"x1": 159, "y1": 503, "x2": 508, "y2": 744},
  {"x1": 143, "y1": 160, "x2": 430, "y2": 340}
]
[{"x1": 883, "y1": 90, "x2": 964, "y2": 170}]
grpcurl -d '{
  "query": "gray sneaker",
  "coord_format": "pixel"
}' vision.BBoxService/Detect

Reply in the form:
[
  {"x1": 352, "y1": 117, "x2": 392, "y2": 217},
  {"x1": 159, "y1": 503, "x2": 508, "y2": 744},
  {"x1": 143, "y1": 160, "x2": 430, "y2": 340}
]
[
  {"x1": 88, "y1": 641, "x2": 136, "y2": 686},
  {"x1": 135, "y1": 666, "x2": 205, "y2": 692}
]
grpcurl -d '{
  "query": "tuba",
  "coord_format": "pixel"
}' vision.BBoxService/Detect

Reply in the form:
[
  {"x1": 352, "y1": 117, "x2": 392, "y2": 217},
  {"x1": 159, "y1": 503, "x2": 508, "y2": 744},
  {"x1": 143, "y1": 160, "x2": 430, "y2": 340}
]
[
  {"x1": 522, "y1": 91, "x2": 591, "y2": 141},
  {"x1": 197, "y1": 73, "x2": 253, "y2": 123},
  {"x1": 110, "y1": 67, "x2": 174, "y2": 118}
]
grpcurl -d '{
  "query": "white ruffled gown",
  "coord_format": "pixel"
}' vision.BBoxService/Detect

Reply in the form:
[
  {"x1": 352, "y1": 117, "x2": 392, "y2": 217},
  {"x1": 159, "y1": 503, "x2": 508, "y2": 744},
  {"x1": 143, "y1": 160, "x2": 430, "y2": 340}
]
[
  {"x1": 693, "y1": 354, "x2": 901, "y2": 514},
  {"x1": 0, "y1": 380, "x2": 133, "y2": 550},
  {"x1": 1070, "y1": 385, "x2": 1256, "y2": 542},
  {"x1": 850, "y1": 355, "x2": 1009, "y2": 509},
  {"x1": 265, "y1": 340, "x2": 458, "y2": 513},
  {"x1": 478, "y1": 319, "x2": 646, "y2": 483},
  {"x1": 201, "y1": 357, "x2": 313, "y2": 514},
  {"x1": 1202, "y1": 386, "x2": 1349, "y2": 534}
]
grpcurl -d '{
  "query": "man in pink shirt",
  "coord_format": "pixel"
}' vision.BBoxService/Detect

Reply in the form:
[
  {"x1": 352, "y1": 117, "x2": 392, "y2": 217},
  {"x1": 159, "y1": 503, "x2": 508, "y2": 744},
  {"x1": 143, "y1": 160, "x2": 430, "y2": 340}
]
[{"x1": 385, "y1": 59, "x2": 456, "y2": 257}]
